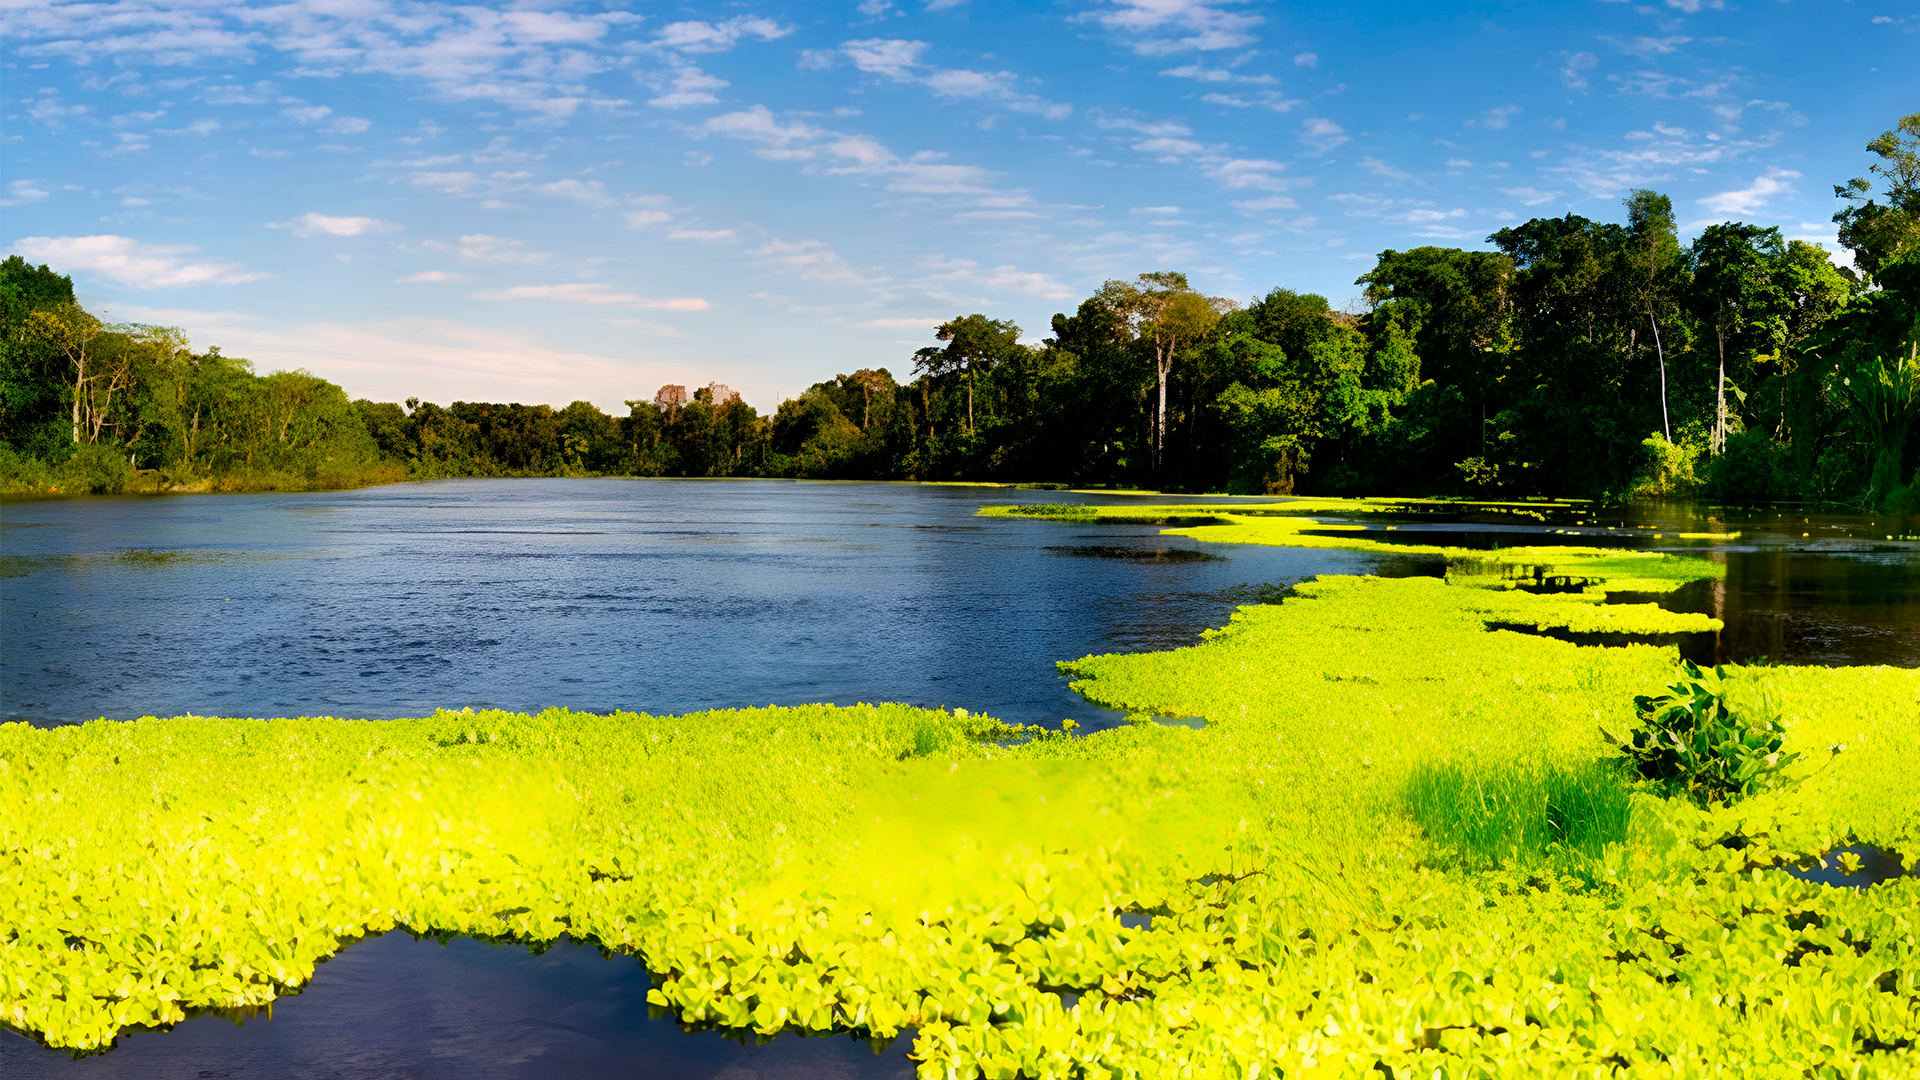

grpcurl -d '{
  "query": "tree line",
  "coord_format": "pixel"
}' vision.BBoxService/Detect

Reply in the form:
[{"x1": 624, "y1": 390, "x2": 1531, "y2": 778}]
[{"x1": 4, "y1": 113, "x2": 1916, "y2": 507}]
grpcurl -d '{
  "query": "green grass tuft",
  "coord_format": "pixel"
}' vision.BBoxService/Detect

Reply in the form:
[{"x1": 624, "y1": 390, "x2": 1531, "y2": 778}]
[{"x1": 1404, "y1": 758, "x2": 1635, "y2": 868}]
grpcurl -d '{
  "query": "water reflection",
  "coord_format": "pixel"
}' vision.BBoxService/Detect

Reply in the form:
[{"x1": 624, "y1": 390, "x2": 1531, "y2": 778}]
[
  {"x1": 1311, "y1": 500, "x2": 1920, "y2": 668},
  {"x1": 0, "y1": 932, "x2": 914, "y2": 1079}
]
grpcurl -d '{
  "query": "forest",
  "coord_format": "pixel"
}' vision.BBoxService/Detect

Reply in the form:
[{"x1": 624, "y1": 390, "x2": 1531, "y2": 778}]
[{"x1": 3, "y1": 113, "x2": 1915, "y2": 508}]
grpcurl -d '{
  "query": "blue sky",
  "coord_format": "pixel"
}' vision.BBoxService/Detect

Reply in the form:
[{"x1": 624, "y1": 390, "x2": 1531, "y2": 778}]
[{"x1": 5, "y1": 1, "x2": 1916, "y2": 412}]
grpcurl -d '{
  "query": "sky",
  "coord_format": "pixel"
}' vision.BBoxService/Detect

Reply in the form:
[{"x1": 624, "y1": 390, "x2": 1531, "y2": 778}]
[{"x1": 4, "y1": 1, "x2": 1916, "y2": 414}]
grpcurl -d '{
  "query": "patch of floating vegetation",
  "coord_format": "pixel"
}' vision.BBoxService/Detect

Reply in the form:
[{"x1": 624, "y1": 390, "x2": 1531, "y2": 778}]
[
  {"x1": 1043, "y1": 544, "x2": 1226, "y2": 563},
  {"x1": 0, "y1": 549, "x2": 278, "y2": 578},
  {"x1": 4, "y1": 496, "x2": 1917, "y2": 1076}
]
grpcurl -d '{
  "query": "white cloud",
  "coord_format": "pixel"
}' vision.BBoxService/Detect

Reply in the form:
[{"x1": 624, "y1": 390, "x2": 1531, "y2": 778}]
[
  {"x1": 158, "y1": 118, "x2": 221, "y2": 137},
  {"x1": 1299, "y1": 118, "x2": 1348, "y2": 152},
  {"x1": 861, "y1": 317, "x2": 941, "y2": 329},
  {"x1": 472, "y1": 283, "x2": 709, "y2": 310},
  {"x1": 653, "y1": 16, "x2": 791, "y2": 54},
  {"x1": 1498, "y1": 187, "x2": 1562, "y2": 206},
  {"x1": 1562, "y1": 51, "x2": 1597, "y2": 91},
  {"x1": 12, "y1": 235, "x2": 265, "y2": 288},
  {"x1": 1474, "y1": 105, "x2": 1521, "y2": 130},
  {"x1": 1135, "y1": 136, "x2": 1207, "y2": 158},
  {"x1": 650, "y1": 67, "x2": 729, "y2": 108},
  {"x1": 11, "y1": 5, "x2": 641, "y2": 119},
  {"x1": 2, "y1": 180, "x2": 50, "y2": 207},
  {"x1": 454, "y1": 234, "x2": 548, "y2": 265},
  {"x1": 624, "y1": 210, "x2": 672, "y2": 228},
  {"x1": 840, "y1": 39, "x2": 1069, "y2": 118},
  {"x1": 281, "y1": 105, "x2": 333, "y2": 124},
  {"x1": 696, "y1": 105, "x2": 824, "y2": 153},
  {"x1": 396, "y1": 271, "x2": 468, "y2": 283},
  {"x1": 844, "y1": 38, "x2": 930, "y2": 77},
  {"x1": 537, "y1": 179, "x2": 613, "y2": 207},
  {"x1": 751, "y1": 238, "x2": 874, "y2": 286},
  {"x1": 1358, "y1": 156, "x2": 1412, "y2": 180},
  {"x1": 1085, "y1": 0, "x2": 1264, "y2": 56},
  {"x1": 271, "y1": 213, "x2": 401, "y2": 238},
  {"x1": 1700, "y1": 166, "x2": 1800, "y2": 216},
  {"x1": 1160, "y1": 64, "x2": 1231, "y2": 81},
  {"x1": 668, "y1": 229, "x2": 738, "y2": 243},
  {"x1": 918, "y1": 256, "x2": 1076, "y2": 300},
  {"x1": 1207, "y1": 158, "x2": 1290, "y2": 190},
  {"x1": 1293, "y1": 52, "x2": 1317, "y2": 67},
  {"x1": 1615, "y1": 35, "x2": 1692, "y2": 58},
  {"x1": 1231, "y1": 194, "x2": 1299, "y2": 213},
  {"x1": 1200, "y1": 91, "x2": 1301, "y2": 112}
]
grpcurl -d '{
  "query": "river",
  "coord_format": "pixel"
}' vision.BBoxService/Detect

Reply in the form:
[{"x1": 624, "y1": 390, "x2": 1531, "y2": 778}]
[{"x1": 2, "y1": 480, "x2": 1913, "y2": 1078}]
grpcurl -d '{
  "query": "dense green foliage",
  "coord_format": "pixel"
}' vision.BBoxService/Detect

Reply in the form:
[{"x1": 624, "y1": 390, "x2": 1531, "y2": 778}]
[
  {"x1": 6, "y1": 115, "x2": 1918, "y2": 506},
  {"x1": 5, "y1": 511, "x2": 1916, "y2": 1076},
  {"x1": 1614, "y1": 661, "x2": 1801, "y2": 807}
]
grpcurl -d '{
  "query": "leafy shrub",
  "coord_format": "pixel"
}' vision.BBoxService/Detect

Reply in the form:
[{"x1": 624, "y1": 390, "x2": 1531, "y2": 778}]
[
  {"x1": 1629, "y1": 432, "x2": 1702, "y2": 496},
  {"x1": 1611, "y1": 660, "x2": 1800, "y2": 806},
  {"x1": 1404, "y1": 758, "x2": 1634, "y2": 868},
  {"x1": 1707, "y1": 429, "x2": 1795, "y2": 504},
  {"x1": 56, "y1": 442, "x2": 133, "y2": 495}
]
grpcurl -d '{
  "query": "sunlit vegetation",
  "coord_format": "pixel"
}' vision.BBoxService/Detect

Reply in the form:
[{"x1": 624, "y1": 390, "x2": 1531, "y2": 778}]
[{"x1": 6, "y1": 516, "x2": 1916, "y2": 1075}]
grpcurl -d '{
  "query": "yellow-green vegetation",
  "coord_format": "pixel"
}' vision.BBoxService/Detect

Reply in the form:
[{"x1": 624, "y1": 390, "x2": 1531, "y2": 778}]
[
  {"x1": 6, "y1": 507, "x2": 1919, "y2": 1077},
  {"x1": 985, "y1": 498, "x2": 1724, "y2": 598}
]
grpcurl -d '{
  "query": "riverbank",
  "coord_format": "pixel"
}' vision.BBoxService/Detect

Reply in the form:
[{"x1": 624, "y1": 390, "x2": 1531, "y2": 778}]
[{"x1": 6, "y1": 523, "x2": 1915, "y2": 1076}]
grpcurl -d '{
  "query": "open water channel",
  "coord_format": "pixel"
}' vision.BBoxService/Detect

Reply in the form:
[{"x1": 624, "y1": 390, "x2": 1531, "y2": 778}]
[{"x1": 2, "y1": 479, "x2": 1914, "y2": 1078}]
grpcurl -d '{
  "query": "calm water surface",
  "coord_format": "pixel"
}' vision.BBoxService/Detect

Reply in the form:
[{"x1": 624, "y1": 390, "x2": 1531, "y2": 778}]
[
  {"x1": 2, "y1": 481, "x2": 1913, "y2": 1078},
  {"x1": 1, "y1": 479, "x2": 1394, "y2": 728}
]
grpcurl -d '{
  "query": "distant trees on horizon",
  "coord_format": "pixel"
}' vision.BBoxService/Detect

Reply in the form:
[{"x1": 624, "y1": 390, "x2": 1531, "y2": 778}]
[{"x1": 4, "y1": 113, "x2": 1916, "y2": 509}]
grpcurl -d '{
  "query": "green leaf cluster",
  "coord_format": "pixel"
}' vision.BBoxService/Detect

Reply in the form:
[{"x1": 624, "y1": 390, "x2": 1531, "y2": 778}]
[{"x1": 1616, "y1": 660, "x2": 1802, "y2": 806}]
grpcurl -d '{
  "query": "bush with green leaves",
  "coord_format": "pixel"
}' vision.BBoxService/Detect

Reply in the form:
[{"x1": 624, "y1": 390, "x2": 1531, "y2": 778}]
[{"x1": 1612, "y1": 660, "x2": 1802, "y2": 806}]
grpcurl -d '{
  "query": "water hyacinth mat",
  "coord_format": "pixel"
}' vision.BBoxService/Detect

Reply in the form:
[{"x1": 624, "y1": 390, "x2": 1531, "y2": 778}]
[{"x1": 4, "y1": 574, "x2": 1918, "y2": 1078}]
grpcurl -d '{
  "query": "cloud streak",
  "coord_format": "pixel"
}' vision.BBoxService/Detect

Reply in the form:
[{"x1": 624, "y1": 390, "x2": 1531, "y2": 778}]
[{"x1": 11, "y1": 235, "x2": 266, "y2": 288}]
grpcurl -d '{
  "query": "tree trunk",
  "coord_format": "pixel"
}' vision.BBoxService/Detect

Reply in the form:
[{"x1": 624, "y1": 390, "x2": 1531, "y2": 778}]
[
  {"x1": 967, "y1": 369, "x2": 974, "y2": 435},
  {"x1": 1649, "y1": 310, "x2": 1671, "y2": 442},
  {"x1": 1714, "y1": 308, "x2": 1727, "y2": 455},
  {"x1": 1154, "y1": 344, "x2": 1172, "y2": 477}
]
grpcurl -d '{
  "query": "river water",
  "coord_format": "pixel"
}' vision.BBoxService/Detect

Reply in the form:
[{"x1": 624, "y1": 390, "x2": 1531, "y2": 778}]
[{"x1": 2, "y1": 481, "x2": 1914, "y2": 1078}]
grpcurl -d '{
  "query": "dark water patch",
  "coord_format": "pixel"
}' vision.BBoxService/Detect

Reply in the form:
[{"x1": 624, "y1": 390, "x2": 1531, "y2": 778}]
[
  {"x1": 1781, "y1": 844, "x2": 1909, "y2": 890},
  {"x1": 0, "y1": 931, "x2": 914, "y2": 1079},
  {"x1": 1655, "y1": 557, "x2": 1920, "y2": 668},
  {"x1": 1486, "y1": 622, "x2": 1713, "y2": 661},
  {"x1": 1046, "y1": 544, "x2": 1225, "y2": 563}
]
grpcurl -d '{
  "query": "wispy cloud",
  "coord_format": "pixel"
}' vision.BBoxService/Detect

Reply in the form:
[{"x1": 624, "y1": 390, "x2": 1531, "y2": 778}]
[
  {"x1": 1699, "y1": 166, "x2": 1800, "y2": 216},
  {"x1": 12, "y1": 234, "x2": 266, "y2": 288},
  {"x1": 650, "y1": 17, "x2": 791, "y2": 55},
  {"x1": 1299, "y1": 117, "x2": 1348, "y2": 153},
  {"x1": 918, "y1": 256, "x2": 1076, "y2": 300},
  {"x1": 1498, "y1": 187, "x2": 1562, "y2": 206},
  {"x1": 1, "y1": 180, "x2": 50, "y2": 207},
  {"x1": 269, "y1": 213, "x2": 401, "y2": 238},
  {"x1": 471, "y1": 283, "x2": 709, "y2": 310},
  {"x1": 1084, "y1": 0, "x2": 1264, "y2": 56},
  {"x1": 649, "y1": 67, "x2": 729, "y2": 109},
  {"x1": 750, "y1": 238, "x2": 876, "y2": 286},
  {"x1": 837, "y1": 38, "x2": 1070, "y2": 118}
]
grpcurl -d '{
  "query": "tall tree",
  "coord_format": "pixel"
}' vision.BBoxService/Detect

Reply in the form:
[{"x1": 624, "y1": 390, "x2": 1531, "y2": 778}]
[
  {"x1": 1833, "y1": 112, "x2": 1920, "y2": 280},
  {"x1": 915, "y1": 314, "x2": 1024, "y2": 436},
  {"x1": 1624, "y1": 190, "x2": 1683, "y2": 440},
  {"x1": 1093, "y1": 272, "x2": 1231, "y2": 477},
  {"x1": 1688, "y1": 224, "x2": 1787, "y2": 454}
]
